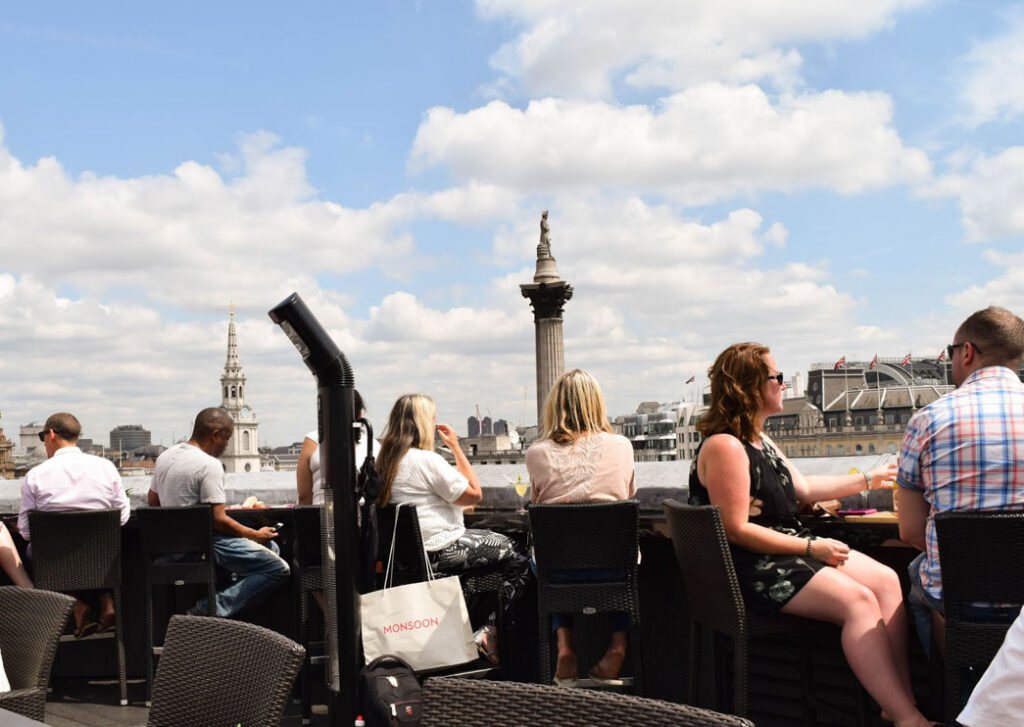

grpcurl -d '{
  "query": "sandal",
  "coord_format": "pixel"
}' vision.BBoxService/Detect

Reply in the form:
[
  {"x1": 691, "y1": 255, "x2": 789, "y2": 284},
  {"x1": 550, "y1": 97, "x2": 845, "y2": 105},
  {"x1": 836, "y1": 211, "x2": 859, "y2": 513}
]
[
  {"x1": 74, "y1": 621, "x2": 99, "y2": 639},
  {"x1": 473, "y1": 626, "x2": 499, "y2": 665}
]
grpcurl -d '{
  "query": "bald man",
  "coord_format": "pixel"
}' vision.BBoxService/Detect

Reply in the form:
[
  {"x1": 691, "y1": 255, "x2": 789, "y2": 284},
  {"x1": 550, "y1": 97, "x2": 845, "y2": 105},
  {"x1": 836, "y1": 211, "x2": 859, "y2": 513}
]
[{"x1": 149, "y1": 407, "x2": 288, "y2": 617}]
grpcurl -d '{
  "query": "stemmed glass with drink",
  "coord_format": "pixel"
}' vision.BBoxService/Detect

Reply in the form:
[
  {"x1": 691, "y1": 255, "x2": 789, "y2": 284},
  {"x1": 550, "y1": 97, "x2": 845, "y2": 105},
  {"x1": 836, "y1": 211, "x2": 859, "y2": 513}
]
[{"x1": 512, "y1": 473, "x2": 528, "y2": 514}]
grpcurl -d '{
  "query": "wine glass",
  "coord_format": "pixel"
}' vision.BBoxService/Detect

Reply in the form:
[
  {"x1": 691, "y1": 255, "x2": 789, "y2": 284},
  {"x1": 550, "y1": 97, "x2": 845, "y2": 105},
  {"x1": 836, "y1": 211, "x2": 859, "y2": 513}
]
[{"x1": 513, "y1": 474, "x2": 528, "y2": 514}]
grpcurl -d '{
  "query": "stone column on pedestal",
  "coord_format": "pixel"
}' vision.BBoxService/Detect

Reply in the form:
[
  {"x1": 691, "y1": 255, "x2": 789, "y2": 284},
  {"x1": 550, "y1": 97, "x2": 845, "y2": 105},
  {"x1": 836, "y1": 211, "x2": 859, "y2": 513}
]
[{"x1": 520, "y1": 211, "x2": 573, "y2": 424}]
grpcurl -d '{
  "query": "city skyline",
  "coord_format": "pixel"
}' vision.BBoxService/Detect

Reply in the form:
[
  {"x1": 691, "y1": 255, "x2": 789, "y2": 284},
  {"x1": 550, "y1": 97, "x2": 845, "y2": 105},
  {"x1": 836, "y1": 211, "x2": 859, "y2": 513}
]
[{"x1": 1, "y1": 2, "x2": 1023, "y2": 448}]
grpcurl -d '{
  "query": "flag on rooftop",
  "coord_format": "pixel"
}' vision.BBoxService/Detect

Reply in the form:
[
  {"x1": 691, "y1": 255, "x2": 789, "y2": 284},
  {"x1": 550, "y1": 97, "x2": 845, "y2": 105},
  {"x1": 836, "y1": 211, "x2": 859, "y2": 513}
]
[
  {"x1": 869, "y1": 354, "x2": 878, "y2": 369},
  {"x1": 685, "y1": 375, "x2": 695, "y2": 384},
  {"x1": 936, "y1": 349, "x2": 946, "y2": 363},
  {"x1": 834, "y1": 356, "x2": 846, "y2": 369},
  {"x1": 902, "y1": 353, "x2": 912, "y2": 366}
]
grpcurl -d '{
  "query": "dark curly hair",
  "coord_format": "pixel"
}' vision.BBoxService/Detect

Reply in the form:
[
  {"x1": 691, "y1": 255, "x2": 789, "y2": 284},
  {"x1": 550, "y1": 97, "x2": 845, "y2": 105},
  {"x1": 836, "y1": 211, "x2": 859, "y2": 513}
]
[{"x1": 697, "y1": 342, "x2": 771, "y2": 443}]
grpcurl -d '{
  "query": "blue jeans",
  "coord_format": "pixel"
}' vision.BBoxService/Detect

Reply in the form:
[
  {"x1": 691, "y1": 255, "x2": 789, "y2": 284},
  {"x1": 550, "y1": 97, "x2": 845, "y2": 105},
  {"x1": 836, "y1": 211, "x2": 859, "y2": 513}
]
[{"x1": 192, "y1": 534, "x2": 290, "y2": 618}]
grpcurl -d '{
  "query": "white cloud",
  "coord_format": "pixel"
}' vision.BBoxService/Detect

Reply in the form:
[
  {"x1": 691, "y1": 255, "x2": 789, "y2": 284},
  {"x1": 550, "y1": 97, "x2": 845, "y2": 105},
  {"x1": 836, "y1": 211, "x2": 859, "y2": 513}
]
[
  {"x1": 945, "y1": 249, "x2": 1024, "y2": 314},
  {"x1": 929, "y1": 146, "x2": 1024, "y2": 242},
  {"x1": 411, "y1": 85, "x2": 930, "y2": 204},
  {"x1": 476, "y1": 0, "x2": 930, "y2": 97},
  {"x1": 957, "y1": 14, "x2": 1024, "y2": 126}
]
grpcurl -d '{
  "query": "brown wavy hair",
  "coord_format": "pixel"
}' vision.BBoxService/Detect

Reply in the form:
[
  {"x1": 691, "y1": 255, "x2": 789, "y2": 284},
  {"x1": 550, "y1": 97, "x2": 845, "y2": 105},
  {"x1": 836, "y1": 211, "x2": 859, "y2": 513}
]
[{"x1": 696, "y1": 342, "x2": 771, "y2": 443}]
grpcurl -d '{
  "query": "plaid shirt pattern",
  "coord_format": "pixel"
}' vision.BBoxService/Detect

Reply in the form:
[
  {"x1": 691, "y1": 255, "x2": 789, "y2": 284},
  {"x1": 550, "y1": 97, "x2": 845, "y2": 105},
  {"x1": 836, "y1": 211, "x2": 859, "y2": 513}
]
[{"x1": 898, "y1": 366, "x2": 1024, "y2": 599}]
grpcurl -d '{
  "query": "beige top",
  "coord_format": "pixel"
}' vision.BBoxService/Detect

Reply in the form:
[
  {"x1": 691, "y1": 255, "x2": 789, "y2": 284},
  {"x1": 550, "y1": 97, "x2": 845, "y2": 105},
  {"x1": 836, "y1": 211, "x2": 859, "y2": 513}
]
[{"x1": 526, "y1": 432, "x2": 636, "y2": 504}]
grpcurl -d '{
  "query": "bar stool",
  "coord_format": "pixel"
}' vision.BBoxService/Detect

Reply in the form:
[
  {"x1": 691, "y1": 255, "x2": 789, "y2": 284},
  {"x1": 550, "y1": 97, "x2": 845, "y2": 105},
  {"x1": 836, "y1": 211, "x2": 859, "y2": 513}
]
[
  {"x1": 529, "y1": 501, "x2": 644, "y2": 694},
  {"x1": 28, "y1": 508, "x2": 128, "y2": 706},
  {"x1": 136, "y1": 505, "x2": 217, "y2": 706}
]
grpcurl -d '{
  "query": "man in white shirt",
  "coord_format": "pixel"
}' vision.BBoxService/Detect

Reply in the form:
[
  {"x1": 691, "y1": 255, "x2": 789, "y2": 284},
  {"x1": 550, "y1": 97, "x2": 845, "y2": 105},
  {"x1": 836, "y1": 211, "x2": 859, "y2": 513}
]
[
  {"x1": 149, "y1": 407, "x2": 288, "y2": 617},
  {"x1": 19, "y1": 412, "x2": 130, "y2": 636}
]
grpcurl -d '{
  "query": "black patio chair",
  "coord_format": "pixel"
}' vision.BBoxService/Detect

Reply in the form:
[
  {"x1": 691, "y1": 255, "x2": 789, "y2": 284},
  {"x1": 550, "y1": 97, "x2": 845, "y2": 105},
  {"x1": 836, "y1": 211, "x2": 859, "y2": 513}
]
[
  {"x1": 528, "y1": 500, "x2": 644, "y2": 693},
  {"x1": 421, "y1": 676, "x2": 754, "y2": 727},
  {"x1": 28, "y1": 508, "x2": 128, "y2": 706},
  {"x1": 934, "y1": 510, "x2": 1024, "y2": 723},
  {"x1": 663, "y1": 499, "x2": 864, "y2": 725},
  {"x1": 147, "y1": 614, "x2": 305, "y2": 727},
  {"x1": 290, "y1": 505, "x2": 326, "y2": 724},
  {"x1": 136, "y1": 505, "x2": 217, "y2": 706},
  {"x1": 0, "y1": 586, "x2": 76, "y2": 721}
]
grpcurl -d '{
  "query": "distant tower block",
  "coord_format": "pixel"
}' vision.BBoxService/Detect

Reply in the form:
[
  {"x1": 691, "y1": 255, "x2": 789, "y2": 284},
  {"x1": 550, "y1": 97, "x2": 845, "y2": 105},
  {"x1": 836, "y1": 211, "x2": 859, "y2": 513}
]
[{"x1": 520, "y1": 211, "x2": 574, "y2": 423}]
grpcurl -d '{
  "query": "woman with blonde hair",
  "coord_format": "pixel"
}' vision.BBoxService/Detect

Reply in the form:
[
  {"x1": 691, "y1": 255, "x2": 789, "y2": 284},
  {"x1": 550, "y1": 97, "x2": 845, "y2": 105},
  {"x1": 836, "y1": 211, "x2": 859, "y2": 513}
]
[
  {"x1": 526, "y1": 369, "x2": 635, "y2": 686},
  {"x1": 377, "y1": 393, "x2": 525, "y2": 663},
  {"x1": 691, "y1": 343, "x2": 934, "y2": 727}
]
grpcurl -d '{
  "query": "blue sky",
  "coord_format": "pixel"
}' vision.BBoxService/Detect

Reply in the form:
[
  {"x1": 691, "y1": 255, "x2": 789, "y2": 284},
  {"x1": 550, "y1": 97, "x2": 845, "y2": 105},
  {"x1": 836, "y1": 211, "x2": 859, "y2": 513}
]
[{"x1": 1, "y1": 1, "x2": 1023, "y2": 448}]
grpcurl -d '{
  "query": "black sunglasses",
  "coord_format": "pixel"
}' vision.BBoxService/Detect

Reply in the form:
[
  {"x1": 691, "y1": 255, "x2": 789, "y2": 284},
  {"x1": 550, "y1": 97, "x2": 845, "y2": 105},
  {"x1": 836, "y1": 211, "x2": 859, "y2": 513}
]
[
  {"x1": 947, "y1": 341, "x2": 982, "y2": 359},
  {"x1": 37, "y1": 429, "x2": 50, "y2": 442},
  {"x1": 766, "y1": 372, "x2": 785, "y2": 385}
]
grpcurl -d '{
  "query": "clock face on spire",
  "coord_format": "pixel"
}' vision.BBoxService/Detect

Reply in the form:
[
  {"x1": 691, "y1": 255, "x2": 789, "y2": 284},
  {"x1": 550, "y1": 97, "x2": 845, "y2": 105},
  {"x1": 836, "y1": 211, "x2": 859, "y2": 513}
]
[{"x1": 240, "y1": 406, "x2": 251, "y2": 418}]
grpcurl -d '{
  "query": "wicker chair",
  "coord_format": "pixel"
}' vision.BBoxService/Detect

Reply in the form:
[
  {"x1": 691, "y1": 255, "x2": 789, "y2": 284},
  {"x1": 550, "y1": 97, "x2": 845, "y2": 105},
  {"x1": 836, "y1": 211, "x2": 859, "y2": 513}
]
[
  {"x1": 0, "y1": 587, "x2": 76, "y2": 721},
  {"x1": 290, "y1": 505, "x2": 325, "y2": 725},
  {"x1": 663, "y1": 499, "x2": 857, "y2": 724},
  {"x1": 28, "y1": 508, "x2": 128, "y2": 706},
  {"x1": 421, "y1": 677, "x2": 754, "y2": 727},
  {"x1": 528, "y1": 501, "x2": 643, "y2": 692},
  {"x1": 147, "y1": 614, "x2": 305, "y2": 727},
  {"x1": 934, "y1": 510, "x2": 1024, "y2": 723},
  {"x1": 136, "y1": 505, "x2": 217, "y2": 706}
]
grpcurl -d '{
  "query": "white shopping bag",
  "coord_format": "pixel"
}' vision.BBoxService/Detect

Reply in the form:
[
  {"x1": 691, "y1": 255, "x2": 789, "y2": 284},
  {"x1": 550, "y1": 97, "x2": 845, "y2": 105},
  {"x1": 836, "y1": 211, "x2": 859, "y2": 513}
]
[{"x1": 360, "y1": 504, "x2": 477, "y2": 671}]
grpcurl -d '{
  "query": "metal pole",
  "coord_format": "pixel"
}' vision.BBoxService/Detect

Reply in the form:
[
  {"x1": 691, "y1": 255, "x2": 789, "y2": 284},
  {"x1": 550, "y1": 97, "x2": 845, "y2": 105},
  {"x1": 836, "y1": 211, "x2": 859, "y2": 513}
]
[{"x1": 268, "y1": 293, "x2": 358, "y2": 727}]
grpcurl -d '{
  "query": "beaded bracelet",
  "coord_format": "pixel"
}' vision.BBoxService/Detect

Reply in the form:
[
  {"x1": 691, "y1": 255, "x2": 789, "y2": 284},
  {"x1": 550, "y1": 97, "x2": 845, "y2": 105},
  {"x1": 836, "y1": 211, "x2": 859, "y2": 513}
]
[{"x1": 805, "y1": 537, "x2": 813, "y2": 557}]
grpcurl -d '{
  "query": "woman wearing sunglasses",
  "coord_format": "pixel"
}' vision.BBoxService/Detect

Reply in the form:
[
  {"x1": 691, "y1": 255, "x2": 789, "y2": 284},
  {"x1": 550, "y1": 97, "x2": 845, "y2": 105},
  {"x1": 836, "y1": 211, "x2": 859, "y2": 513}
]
[{"x1": 689, "y1": 342, "x2": 935, "y2": 727}]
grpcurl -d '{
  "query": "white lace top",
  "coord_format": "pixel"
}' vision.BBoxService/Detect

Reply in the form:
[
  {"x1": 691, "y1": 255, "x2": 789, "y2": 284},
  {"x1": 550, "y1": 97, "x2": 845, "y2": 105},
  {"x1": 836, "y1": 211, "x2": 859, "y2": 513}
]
[{"x1": 526, "y1": 432, "x2": 635, "y2": 504}]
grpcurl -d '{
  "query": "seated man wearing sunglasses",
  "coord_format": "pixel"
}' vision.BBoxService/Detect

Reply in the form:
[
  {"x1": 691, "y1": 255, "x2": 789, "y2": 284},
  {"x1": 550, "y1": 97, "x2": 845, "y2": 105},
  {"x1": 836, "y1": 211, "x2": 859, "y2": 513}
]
[{"x1": 898, "y1": 306, "x2": 1024, "y2": 656}]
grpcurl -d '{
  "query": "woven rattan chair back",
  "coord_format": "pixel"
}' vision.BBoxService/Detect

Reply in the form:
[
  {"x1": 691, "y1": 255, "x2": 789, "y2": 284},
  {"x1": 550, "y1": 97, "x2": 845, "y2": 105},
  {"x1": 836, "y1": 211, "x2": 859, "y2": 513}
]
[
  {"x1": 935, "y1": 510, "x2": 1024, "y2": 721},
  {"x1": 136, "y1": 505, "x2": 217, "y2": 705},
  {"x1": 528, "y1": 501, "x2": 644, "y2": 692},
  {"x1": 421, "y1": 677, "x2": 755, "y2": 727},
  {"x1": 377, "y1": 503, "x2": 430, "y2": 585},
  {"x1": 0, "y1": 586, "x2": 75, "y2": 721},
  {"x1": 29, "y1": 508, "x2": 122, "y2": 591},
  {"x1": 663, "y1": 499, "x2": 836, "y2": 721},
  {"x1": 27, "y1": 508, "x2": 128, "y2": 705},
  {"x1": 147, "y1": 614, "x2": 305, "y2": 727},
  {"x1": 529, "y1": 501, "x2": 640, "y2": 576}
]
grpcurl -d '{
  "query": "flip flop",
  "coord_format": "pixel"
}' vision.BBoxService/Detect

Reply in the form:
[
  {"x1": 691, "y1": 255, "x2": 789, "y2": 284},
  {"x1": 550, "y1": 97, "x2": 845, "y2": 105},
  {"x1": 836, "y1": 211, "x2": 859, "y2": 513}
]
[
  {"x1": 74, "y1": 621, "x2": 99, "y2": 639},
  {"x1": 587, "y1": 671, "x2": 625, "y2": 686},
  {"x1": 96, "y1": 621, "x2": 116, "y2": 635},
  {"x1": 553, "y1": 677, "x2": 578, "y2": 687}
]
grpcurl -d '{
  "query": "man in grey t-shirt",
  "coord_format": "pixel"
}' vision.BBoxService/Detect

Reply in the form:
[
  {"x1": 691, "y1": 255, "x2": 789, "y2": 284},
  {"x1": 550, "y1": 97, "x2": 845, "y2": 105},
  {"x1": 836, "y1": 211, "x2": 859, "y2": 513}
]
[{"x1": 149, "y1": 407, "x2": 288, "y2": 617}]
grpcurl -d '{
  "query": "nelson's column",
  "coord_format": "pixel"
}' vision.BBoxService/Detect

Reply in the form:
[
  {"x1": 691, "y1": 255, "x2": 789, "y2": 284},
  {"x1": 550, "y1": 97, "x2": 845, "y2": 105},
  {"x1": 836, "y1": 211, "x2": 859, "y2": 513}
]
[{"x1": 520, "y1": 211, "x2": 574, "y2": 422}]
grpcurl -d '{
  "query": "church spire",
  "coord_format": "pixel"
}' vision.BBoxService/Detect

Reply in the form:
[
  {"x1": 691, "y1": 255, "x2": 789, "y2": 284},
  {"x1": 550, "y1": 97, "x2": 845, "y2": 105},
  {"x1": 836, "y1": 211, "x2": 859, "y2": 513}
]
[{"x1": 225, "y1": 303, "x2": 241, "y2": 374}]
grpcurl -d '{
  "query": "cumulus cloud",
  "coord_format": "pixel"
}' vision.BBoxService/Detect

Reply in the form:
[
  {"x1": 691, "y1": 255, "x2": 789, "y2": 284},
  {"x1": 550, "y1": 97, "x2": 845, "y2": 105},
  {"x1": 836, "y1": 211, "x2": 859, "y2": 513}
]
[
  {"x1": 945, "y1": 249, "x2": 1024, "y2": 314},
  {"x1": 476, "y1": 0, "x2": 931, "y2": 97},
  {"x1": 929, "y1": 146, "x2": 1024, "y2": 242},
  {"x1": 957, "y1": 14, "x2": 1024, "y2": 126},
  {"x1": 411, "y1": 85, "x2": 931, "y2": 203}
]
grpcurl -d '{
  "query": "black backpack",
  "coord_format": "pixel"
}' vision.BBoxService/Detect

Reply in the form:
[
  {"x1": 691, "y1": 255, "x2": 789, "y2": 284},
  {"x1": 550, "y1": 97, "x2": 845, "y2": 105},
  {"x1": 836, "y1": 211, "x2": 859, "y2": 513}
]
[{"x1": 360, "y1": 655, "x2": 421, "y2": 727}]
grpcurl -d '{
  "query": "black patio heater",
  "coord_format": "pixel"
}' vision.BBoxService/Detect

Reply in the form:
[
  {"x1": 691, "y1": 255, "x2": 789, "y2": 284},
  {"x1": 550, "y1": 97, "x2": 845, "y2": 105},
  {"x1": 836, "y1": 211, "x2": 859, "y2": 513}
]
[{"x1": 268, "y1": 293, "x2": 358, "y2": 727}]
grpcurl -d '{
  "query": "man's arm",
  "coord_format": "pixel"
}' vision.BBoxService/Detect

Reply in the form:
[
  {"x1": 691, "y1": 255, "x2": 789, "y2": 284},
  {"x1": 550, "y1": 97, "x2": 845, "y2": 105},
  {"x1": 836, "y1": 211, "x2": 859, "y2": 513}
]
[
  {"x1": 17, "y1": 475, "x2": 36, "y2": 542},
  {"x1": 148, "y1": 489, "x2": 161, "y2": 506},
  {"x1": 898, "y1": 487, "x2": 929, "y2": 551},
  {"x1": 211, "y1": 503, "x2": 277, "y2": 544}
]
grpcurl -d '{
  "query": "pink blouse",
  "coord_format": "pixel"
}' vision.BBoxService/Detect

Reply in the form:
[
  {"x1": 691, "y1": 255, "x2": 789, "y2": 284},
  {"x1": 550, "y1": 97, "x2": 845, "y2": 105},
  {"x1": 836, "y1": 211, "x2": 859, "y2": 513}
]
[{"x1": 526, "y1": 432, "x2": 636, "y2": 504}]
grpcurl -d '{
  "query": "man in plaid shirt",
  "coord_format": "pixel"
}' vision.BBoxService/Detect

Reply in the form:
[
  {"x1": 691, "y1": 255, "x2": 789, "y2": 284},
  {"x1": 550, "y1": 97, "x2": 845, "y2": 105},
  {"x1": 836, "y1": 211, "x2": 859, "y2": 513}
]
[{"x1": 898, "y1": 305, "x2": 1024, "y2": 654}]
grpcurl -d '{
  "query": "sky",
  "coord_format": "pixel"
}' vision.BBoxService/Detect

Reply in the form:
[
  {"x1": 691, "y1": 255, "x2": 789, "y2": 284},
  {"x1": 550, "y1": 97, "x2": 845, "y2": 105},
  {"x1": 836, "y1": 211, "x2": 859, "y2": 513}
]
[{"x1": 2, "y1": 0, "x2": 1024, "y2": 449}]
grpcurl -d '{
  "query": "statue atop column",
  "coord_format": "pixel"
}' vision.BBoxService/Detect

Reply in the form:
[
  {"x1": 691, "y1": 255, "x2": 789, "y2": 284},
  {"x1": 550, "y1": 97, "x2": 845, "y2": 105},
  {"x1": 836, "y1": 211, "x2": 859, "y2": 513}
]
[
  {"x1": 532, "y1": 210, "x2": 561, "y2": 284},
  {"x1": 538, "y1": 210, "x2": 552, "y2": 259}
]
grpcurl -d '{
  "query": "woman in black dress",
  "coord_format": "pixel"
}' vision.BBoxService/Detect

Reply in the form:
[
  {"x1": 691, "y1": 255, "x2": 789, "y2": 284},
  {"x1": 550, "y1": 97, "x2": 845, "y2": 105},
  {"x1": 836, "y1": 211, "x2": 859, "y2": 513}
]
[{"x1": 691, "y1": 342, "x2": 934, "y2": 727}]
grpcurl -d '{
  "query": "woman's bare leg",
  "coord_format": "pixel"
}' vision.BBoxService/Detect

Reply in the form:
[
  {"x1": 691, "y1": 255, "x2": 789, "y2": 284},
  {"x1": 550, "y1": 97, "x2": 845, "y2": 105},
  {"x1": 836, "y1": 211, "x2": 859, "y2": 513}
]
[
  {"x1": 0, "y1": 524, "x2": 32, "y2": 588},
  {"x1": 782, "y1": 567, "x2": 934, "y2": 727},
  {"x1": 555, "y1": 626, "x2": 578, "y2": 681},
  {"x1": 591, "y1": 631, "x2": 628, "y2": 680},
  {"x1": 840, "y1": 550, "x2": 912, "y2": 694}
]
